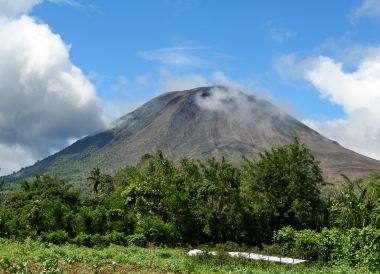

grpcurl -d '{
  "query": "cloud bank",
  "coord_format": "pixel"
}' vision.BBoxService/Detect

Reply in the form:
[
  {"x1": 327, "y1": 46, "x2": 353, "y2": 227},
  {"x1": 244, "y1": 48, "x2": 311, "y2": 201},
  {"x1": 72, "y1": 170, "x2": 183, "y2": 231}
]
[{"x1": 0, "y1": 1, "x2": 107, "y2": 175}]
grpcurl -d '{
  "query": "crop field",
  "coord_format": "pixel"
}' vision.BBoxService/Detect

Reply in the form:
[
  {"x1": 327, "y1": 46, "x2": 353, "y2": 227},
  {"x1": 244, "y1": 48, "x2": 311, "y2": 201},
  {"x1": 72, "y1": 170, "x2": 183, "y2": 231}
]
[{"x1": 0, "y1": 239, "x2": 375, "y2": 274}]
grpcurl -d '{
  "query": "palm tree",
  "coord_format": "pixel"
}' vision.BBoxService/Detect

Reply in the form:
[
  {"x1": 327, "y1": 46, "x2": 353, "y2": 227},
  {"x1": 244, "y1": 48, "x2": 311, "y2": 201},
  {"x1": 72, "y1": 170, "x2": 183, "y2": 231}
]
[
  {"x1": 330, "y1": 174, "x2": 380, "y2": 228},
  {"x1": 87, "y1": 167, "x2": 102, "y2": 194}
]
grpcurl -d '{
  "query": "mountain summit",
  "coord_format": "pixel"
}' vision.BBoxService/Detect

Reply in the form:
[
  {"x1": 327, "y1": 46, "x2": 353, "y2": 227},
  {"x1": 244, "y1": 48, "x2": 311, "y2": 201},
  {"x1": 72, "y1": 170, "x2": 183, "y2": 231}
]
[{"x1": 5, "y1": 86, "x2": 380, "y2": 183}]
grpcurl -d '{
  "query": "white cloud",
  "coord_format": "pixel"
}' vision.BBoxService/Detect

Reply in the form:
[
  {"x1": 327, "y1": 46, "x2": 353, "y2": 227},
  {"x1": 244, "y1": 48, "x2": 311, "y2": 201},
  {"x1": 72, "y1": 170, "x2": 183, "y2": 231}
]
[
  {"x1": 350, "y1": 0, "x2": 380, "y2": 22},
  {"x1": 281, "y1": 46, "x2": 380, "y2": 160},
  {"x1": 195, "y1": 86, "x2": 249, "y2": 114},
  {"x1": 305, "y1": 55, "x2": 380, "y2": 113},
  {"x1": 0, "y1": 7, "x2": 108, "y2": 175},
  {"x1": 195, "y1": 86, "x2": 288, "y2": 137}
]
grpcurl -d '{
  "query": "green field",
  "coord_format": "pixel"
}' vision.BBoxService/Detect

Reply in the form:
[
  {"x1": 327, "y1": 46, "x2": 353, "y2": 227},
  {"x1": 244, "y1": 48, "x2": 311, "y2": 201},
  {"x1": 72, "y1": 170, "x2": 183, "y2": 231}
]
[{"x1": 0, "y1": 238, "x2": 375, "y2": 274}]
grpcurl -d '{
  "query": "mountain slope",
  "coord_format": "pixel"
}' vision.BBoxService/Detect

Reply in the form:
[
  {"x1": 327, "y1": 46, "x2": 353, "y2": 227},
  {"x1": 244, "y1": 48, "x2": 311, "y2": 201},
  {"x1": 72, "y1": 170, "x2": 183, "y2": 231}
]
[{"x1": 5, "y1": 86, "x2": 380, "y2": 184}]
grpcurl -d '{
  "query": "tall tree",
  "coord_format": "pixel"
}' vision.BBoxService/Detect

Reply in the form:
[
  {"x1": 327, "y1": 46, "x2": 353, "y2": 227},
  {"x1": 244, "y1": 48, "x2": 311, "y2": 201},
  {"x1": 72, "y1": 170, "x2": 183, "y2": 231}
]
[{"x1": 241, "y1": 139, "x2": 325, "y2": 238}]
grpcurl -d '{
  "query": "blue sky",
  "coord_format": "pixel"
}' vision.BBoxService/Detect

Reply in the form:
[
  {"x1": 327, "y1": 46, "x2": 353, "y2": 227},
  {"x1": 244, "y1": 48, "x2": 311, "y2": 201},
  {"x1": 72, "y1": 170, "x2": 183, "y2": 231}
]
[
  {"x1": 1, "y1": 0, "x2": 380, "y2": 174},
  {"x1": 31, "y1": 0, "x2": 370, "y2": 120}
]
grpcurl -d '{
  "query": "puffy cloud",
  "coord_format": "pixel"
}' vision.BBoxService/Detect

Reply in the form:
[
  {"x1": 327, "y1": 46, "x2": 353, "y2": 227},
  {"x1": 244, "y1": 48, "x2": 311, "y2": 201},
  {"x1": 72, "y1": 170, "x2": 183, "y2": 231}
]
[
  {"x1": 282, "y1": 46, "x2": 380, "y2": 160},
  {"x1": 0, "y1": 10, "x2": 107, "y2": 175},
  {"x1": 305, "y1": 55, "x2": 380, "y2": 113}
]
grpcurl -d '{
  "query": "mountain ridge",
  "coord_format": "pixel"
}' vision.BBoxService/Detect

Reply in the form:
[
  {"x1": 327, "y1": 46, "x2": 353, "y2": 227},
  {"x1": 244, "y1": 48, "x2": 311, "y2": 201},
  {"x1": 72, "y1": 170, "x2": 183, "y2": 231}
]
[{"x1": 3, "y1": 86, "x2": 380, "y2": 184}]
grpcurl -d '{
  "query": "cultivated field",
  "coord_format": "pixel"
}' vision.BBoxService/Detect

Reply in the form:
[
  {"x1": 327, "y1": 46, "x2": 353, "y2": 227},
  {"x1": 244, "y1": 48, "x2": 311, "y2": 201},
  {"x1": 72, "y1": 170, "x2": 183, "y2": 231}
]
[{"x1": 0, "y1": 239, "x2": 375, "y2": 274}]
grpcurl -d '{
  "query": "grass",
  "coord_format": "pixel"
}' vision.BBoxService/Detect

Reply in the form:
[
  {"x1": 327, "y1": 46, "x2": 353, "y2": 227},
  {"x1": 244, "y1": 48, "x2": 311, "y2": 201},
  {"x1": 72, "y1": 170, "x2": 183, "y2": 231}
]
[{"x1": 0, "y1": 238, "x2": 376, "y2": 273}]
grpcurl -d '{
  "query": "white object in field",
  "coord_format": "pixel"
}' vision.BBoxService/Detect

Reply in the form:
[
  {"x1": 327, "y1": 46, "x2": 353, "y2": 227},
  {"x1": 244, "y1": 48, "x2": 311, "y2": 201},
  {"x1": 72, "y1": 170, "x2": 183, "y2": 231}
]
[
  {"x1": 187, "y1": 249, "x2": 306, "y2": 264},
  {"x1": 188, "y1": 249, "x2": 217, "y2": 256}
]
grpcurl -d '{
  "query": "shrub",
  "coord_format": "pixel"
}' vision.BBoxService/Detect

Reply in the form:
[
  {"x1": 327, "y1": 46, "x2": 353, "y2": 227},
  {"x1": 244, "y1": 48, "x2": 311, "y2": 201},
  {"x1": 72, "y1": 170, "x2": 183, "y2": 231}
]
[
  {"x1": 274, "y1": 226, "x2": 380, "y2": 270},
  {"x1": 126, "y1": 234, "x2": 147, "y2": 247},
  {"x1": 273, "y1": 226, "x2": 296, "y2": 252},
  {"x1": 90, "y1": 233, "x2": 105, "y2": 247},
  {"x1": 104, "y1": 231, "x2": 127, "y2": 246},
  {"x1": 214, "y1": 241, "x2": 241, "y2": 252},
  {"x1": 275, "y1": 227, "x2": 322, "y2": 260},
  {"x1": 71, "y1": 232, "x2": 93, "y2": 247},
  {"x1": 39, "y1": 230, "x2": 69, "y2": 245},
  {"x1": 135, "y1": 216, "x2": 179, "y2": 245}
]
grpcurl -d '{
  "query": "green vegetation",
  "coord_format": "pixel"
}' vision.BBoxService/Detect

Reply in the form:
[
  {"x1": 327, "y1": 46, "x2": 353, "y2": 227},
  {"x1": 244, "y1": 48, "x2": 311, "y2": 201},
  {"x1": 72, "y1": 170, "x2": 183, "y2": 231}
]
[
  {"x1": 0, "y1": 140, "x2": 379, "y2": 273},
  {"x1": 0, "y1": 239, "x2": 376, "y2": 273}
]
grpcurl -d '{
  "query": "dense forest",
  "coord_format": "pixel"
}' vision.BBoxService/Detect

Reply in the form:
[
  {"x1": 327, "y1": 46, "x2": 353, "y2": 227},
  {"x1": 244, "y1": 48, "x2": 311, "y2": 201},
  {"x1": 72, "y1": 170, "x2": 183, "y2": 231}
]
[{"x1": 0, "y1": 140, "x2": 379, "y2": 269}]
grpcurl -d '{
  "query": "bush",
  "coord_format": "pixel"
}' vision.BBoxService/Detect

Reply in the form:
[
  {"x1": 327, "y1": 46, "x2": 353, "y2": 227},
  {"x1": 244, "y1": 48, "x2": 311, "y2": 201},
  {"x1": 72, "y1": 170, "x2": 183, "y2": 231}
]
[
  {"x1": 342, "y1": 226, "x2": 380, "y2": 268},
  {"x1": 274, "y1": 226, "x2": 380, "y2": 269},
  {"x1": 39, "y1": 230, "x2": 69, "y2": 245},
  {"x1": 275, "y1": 227, "x2": 320, "y2": 260},
  {"x1": 104, "y1": 231, "x2": 127, "y2": 246},
  {"x1": 90, "y1": 233, "x2": 104, "y2": 247},
  {"x1": 126, "y1": 234, "x2": 147, "y2": 247},
  {"x1": 214, "y1": 241, "x2": 241, "y2": 252},
  {"x1": 71, "y1": 232, "x2": 93, "y2": 247},
  {"x1": 135, "y1": 216, "x2": 179, "y2": 245}
]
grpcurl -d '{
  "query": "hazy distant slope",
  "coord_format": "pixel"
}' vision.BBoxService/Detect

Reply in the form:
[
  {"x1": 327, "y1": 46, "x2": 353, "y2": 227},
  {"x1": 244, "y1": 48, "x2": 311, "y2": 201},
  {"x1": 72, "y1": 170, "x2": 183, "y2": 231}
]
[{"x1": 4, "y1": 86, "x2": 379, "y2": 184}]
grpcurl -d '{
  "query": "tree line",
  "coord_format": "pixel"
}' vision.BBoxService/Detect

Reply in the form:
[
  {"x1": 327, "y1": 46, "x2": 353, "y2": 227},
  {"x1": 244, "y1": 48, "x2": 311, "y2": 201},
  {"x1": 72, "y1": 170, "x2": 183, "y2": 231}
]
[{"x1": 0, "y1": 140, "x2": 379, "y2": 249}]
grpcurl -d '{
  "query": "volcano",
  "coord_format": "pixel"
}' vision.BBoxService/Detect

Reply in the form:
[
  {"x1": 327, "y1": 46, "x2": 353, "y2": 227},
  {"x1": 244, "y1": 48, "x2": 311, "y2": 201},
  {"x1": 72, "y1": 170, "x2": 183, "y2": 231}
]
[{"x1": 5, "y1": 86, "x2": 380, "y2": 184}]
